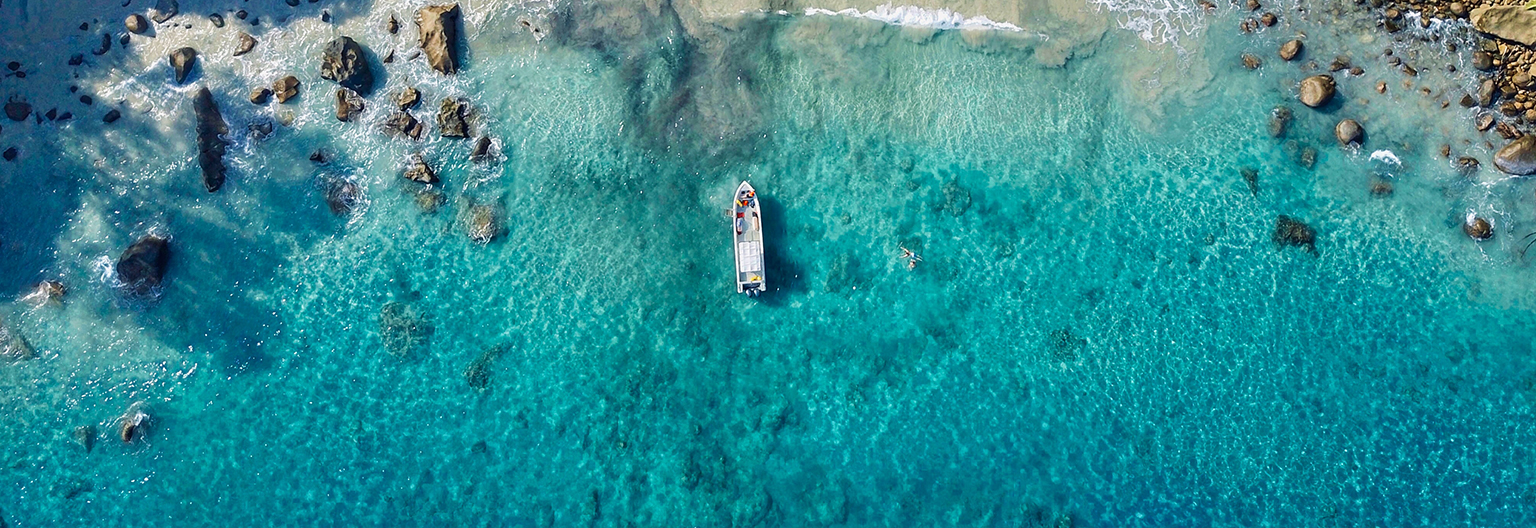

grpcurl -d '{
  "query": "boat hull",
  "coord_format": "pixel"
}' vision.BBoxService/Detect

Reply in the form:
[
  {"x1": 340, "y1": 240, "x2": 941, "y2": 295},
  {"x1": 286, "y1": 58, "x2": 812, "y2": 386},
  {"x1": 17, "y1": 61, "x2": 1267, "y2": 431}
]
[{"x1": 732, "y1": 181, "x2": 765, "y2": 295}]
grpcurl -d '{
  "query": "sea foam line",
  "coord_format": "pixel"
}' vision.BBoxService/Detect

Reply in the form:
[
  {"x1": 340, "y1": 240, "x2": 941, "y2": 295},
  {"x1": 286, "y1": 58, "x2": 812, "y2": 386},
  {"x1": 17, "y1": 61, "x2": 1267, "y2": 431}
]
[
  {"x1": 802, "y1": 5, "x2": 1026, "y2": 32},
  {"x1": 1087, "y1": 0, "x2": 1203, "y2": 46}
]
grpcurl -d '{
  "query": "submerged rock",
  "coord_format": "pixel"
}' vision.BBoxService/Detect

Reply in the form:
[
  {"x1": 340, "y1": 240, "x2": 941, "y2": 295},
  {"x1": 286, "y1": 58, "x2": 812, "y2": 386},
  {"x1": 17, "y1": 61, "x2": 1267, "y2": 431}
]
[
  {"x1": 464, "y1": 344, "x2": 507, "y2": 391},
  {"x1": 335, "y1": 89, "x2": 365, "y2": 122},
  {"x1": 1272, "y1": 215, "x2": 1316, "y2": 253},
  {"x1": 383, "y1": 112, "x2": 424, "y2": 140},
  {"x1": 1471, "y1": 6, "x2": 1536, "y2": 46},
  {"x1": 91, "y1": 33, "x2": 111, "y2": 56},
  {"x1": 416, "y1": 4, "x2": 462, "y2": 75},
  {"x1": 193, "y1": 87, "x2": 228, "y2": 192},
  {"x1": 1240, "y1": 167, "x2": 1259, "y2": 195},
  {"x1": 103, "y1": 109, "x2": 121, "y2": 123},
  {"x1": 73, "y1": 425, "x2": 96, "y2": 453},
  {"x1": 941, "y1": 179, "x2": 971, "y2": 216},
  {"x1": 1369, "y1": 178, "x2": 1394, "y2": 197},
  {"x1": 1464, "y1": 215, "x2": 1493, "y2": 240},
  {"x1": 117, "y1": 235, "x2": 171, "y2": 293},
  {"x1": 1335, "y1": 119, "x2": 1362, "y2": 146},
  {"x1": 323, "y1": 177, "x2": 363, "y2": 215},
  {"x1": 4, "y1": 100, "x2": 28, "y2": 122},
  {"x1": 209, "y1": 13, "x2": 225, "y2": 28},
  {"x1": 414, "y1": 188, "x2": 445, "y2": 213},
  {"x1": 248, "y1": 120, "x2": 275, "y2": 140},
  {"x1": 437, "y1": 97, "x2": 468, "y2": 137},
  {"x1": 1296, "y1": 145, "x2": 1317, "y2": 170},
  {"x1": 379, "y1": 301, "x2": 432, "y2": 358},
  {"x1": 459, "y1": 199, "x2": 502, "y2": 243},
  {"x1": 403, "y1": 156, "x2": 437, "y2": 183},
  {"x1": 1242, "y1": 54, "x2": 1261, "y2": 69},
  {"x1": 1298, "y1": 75, "x2": 1336, "y2": 108},
  {"x1": 1268, "y1": 106, "x2": 1292, "y2": 137},
  {"x1": 234, "y1": 33, "x2": 257, "y2": 56},
  {"x1": 320, "y1": 36, "x2": 374, "y2": 95},
  {"x1": 126, "y1": 14, "x2": 148, "y2": 34},
  {"x1": 0, "y1": 318, "x2": 36, "y2": 361},
  {"x1": 273, "y1": 75, "x2": 299, "y2": 103},
  {"x1": 1495, "y1": 135, "x2": 1536, "y2": 175},
  {"x1": 150, "y1": 0, "x2": 178, "y2": 23}
]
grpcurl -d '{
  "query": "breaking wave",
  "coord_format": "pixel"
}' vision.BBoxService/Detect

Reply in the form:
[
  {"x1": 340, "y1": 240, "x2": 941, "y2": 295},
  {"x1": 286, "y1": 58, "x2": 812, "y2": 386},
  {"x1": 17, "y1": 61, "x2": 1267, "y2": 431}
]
[
  {"x1": 803, "y1": 5, "x2": 1026, "y2": 32},
  {"x1": 1088, "y1": 0, "x2": 1205, "y2": 46}
]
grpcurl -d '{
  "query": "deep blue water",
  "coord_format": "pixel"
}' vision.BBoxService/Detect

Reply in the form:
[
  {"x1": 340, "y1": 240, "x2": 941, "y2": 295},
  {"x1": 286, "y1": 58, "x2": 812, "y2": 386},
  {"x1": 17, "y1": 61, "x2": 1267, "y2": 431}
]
[{"x1": 2, "y1": 0, "x2": 1536, "y2": 526}]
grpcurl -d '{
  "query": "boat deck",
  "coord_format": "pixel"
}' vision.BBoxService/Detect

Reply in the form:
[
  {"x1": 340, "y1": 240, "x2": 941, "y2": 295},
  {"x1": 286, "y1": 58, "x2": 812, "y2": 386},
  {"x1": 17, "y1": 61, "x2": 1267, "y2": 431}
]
[{"x1": 733, "y1": 182, "x2": 765, "y2": 295}]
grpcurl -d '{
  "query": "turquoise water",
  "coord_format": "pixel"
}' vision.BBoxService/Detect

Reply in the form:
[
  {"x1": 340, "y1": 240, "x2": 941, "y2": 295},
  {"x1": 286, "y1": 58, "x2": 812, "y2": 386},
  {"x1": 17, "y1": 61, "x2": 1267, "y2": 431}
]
[{"x1": 4, "y1": 0, "x2": 1536, "y2": 526}]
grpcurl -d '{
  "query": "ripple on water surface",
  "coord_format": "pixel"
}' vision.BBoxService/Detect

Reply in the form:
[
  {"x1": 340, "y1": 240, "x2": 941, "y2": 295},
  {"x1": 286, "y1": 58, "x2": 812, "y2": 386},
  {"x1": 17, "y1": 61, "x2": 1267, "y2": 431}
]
[{"x1": 0, "y1": 0, "x2": 1535, "y2": 526}]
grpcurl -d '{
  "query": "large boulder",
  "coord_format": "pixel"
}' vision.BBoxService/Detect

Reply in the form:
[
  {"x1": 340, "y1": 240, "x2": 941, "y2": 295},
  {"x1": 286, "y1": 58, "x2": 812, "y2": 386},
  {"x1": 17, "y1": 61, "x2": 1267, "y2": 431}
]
[
  {"x1": 383, "y1": 112, "x2": 424, "y2": 140},
  {"x1": 403, "y1": 156, "x2": 437, "y2": 183},
  {"x1": 1464, "y1": 215, "x2": 1493, "y2": 240},
  {"x1": 126, "y1": 14, "x2": 148, "y2": 34},
  {"x1": 1471, "y1": 6, "x2": 1536, "y2": 46},
  {"x1": 272, "y1": 75, "x2": 299, "y2": 103},
  {"x1": 1494, "y1": 135, "x2": 1536, "y2": 175},
  {"x1": 437, "y1": 98, "x2": 468, "y2": 137},
  {"x1": 471, "y1": 136, "x2": 494, "y2": 162},
  {"x1": 1278, "y1": 39, "x2": 1302, "y2": 61},
  {"x1": 234, "y1": 33, "x2": 257, "y2": 57},
  {"x1": 169, "y1": 47, "x2": 197, "y2": 84},
  {"x1": 117, "y1": 235, "x2": 170, "y2": 293},
  {"x1": 1335, "y1": 119, "x2": 1363, "y2": 146},
  {"x1": 319, "y1": 36, "x2": 374, "y2": 95},
  {"x1": 335, "y1": 89, "x2": 365, "y2": 122},
  {"x1": 395, "y1": 86, "x2": 420, "y2": 110},
  {"x1": 192, "y1": 87, "x2": 228, "y2": 192},
  {"x1": 1298, "y1": 75, "x2": 1335, "y2": 108},
  {"x1": 416, "y1": 4, "x2": 462, "y2": 75}
]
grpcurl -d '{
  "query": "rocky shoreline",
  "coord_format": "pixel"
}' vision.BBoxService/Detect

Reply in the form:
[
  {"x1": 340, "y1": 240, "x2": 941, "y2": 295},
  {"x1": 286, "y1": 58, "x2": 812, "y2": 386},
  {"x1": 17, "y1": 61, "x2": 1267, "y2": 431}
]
[{"x1": 1233, "y1": 0, "x2": 1536, "y2": 242}]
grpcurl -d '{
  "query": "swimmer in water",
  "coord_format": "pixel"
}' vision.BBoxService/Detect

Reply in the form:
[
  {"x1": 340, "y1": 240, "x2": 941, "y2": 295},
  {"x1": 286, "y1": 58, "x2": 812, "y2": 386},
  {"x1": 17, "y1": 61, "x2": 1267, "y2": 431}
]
[{"x1": 899, "y1": 246, "x2": 922, "y2": 270}]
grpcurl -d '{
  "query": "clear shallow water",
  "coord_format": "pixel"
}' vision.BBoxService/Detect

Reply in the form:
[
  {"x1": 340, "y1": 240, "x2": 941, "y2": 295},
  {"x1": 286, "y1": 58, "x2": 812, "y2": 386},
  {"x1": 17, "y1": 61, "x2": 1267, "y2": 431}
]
[{"x1": 5, "y1": 0, "x2": 1536, "y2": 526}]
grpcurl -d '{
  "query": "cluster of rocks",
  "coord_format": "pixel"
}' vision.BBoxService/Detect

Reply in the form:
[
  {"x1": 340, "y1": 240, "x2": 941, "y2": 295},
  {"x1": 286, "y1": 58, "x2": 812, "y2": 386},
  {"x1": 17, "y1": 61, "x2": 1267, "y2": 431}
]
[
  {"x1": 61, "y1": 402, "x2": 152, "y2": 454},
  {"x1": 1230, "y1": 0, "x2": 1536, "y2": 245}
]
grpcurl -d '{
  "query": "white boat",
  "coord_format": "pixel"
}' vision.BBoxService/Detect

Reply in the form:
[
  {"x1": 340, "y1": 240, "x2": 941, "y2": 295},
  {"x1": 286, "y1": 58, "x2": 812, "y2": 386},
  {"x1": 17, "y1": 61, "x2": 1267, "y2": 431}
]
[{"x1": 732, "y1": 181, "x2": 765, "y2": 296}]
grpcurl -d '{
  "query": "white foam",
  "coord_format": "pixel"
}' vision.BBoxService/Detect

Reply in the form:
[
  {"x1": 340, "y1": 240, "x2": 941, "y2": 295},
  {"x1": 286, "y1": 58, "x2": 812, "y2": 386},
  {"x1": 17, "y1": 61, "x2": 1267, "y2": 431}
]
[
  {"x1": 803, "y1": 5, "x2": 1025, "y2": 32},
  {"x1": 1088, "y1": 0, "x2": 1203, "y2": 46},
  {"x1": 1370, "y1": 150, "x2": 1402, "y2": 165}
]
